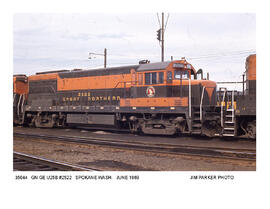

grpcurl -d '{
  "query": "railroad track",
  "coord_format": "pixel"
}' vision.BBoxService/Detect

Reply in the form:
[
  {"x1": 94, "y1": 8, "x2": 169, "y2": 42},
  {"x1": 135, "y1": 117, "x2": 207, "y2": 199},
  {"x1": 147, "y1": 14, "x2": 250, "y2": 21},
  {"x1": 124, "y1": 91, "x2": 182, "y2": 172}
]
[
  {"x1": 14, "y1": 132, "x2": 256, "y2": 161},
  {"x1": 13, "y1": 151, "x2": 98, "y2": 171}
]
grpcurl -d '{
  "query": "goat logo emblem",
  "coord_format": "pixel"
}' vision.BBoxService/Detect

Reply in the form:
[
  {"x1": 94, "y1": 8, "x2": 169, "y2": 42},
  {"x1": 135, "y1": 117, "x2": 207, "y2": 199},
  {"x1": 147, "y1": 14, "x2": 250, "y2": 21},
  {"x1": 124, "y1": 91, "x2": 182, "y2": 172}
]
[{"x1": 146, "y1": 86, "x2": 155, "y2": 97}]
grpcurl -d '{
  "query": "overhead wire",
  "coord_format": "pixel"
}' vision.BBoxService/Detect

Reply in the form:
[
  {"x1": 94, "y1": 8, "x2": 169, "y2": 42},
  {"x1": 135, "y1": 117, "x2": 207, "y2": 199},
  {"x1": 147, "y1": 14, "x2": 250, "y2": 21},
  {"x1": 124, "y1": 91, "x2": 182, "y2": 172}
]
[
  {"x1": 110, "y1": 49, "x2": 255, "y2": 62},
  {"x1": 187, "y1": 50, "x2": 256, "y2": 60},
  {"x1": 164, "y1": 13, "x2": 170, "y2": 32},
  {"x1": 156, "y1": 13, "x2": 161, "y2": 28},
  {"x1": 88, "y1": 49, "x2": 256, "y2": 68}
]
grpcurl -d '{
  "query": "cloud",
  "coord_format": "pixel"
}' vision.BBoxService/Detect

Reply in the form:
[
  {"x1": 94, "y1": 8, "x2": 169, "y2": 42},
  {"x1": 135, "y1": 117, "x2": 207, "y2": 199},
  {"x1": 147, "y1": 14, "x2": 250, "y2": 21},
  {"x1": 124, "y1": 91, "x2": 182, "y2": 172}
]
[
  {"x1": 13, "y1": 13, "x2": 255, "y2": 84},
  {"x1": 61, "y1": 33, "x2": 93, "y2": 41},
  {"x1": 61, "y1": 32, "x2": 131, "y2": 41},
  {"x1": 96, "y1": 33, "x2": 130, "y2": 39}
]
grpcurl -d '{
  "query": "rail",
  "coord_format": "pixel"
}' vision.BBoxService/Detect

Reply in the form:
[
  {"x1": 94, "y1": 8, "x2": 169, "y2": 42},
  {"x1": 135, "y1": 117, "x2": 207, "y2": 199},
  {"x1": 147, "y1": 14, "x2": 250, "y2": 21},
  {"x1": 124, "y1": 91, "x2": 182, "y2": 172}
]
[
  {"x1": 13, "y1": 151, "x2": 97, "y2": 171},
  {"x1": 14, "y1": 131, "x2": 256, "y2": 161}
]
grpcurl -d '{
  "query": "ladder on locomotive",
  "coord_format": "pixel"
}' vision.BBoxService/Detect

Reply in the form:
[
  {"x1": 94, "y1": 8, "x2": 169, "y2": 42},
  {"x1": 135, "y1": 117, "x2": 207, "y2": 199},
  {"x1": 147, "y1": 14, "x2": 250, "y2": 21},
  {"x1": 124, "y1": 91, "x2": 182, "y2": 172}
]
[
  {"x1": 190, "y1": 85, "x2": 205, "y2": 134},
  {"x1": 220, "y1": 87, "x2": 236, "y2": 137}
]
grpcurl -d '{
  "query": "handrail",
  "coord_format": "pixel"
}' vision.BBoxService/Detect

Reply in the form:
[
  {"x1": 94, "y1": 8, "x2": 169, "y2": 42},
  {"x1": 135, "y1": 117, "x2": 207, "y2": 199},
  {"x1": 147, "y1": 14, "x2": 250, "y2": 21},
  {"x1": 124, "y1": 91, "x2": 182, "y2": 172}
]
[
  {"x1": 113, "y1": 81, "x2": 131, "y2": 89},
  {"x1": 109, "y1": 81, "x2": 132, "y2": 105},
  {"x1": 21, "y1": 94, "x2": 25, "y2": 114},
  {"x1": 200, "y1": 86, "x2": 205, "y2": 121},
  {"x1": 216, "y1": 81, "x2": 243, "y2": 84},
  {"x1": 231, "y1": 90, "x2": 235, "y2": 123},
  {"x1": 220, "y1": 87, "x2": 227, "y2": 128},
  {"x1": 17, "y1": 94, "x2": 22, "y2": 117},
  {"x1": 189, "y1": 79, "x2": 191, "y2": 118}
]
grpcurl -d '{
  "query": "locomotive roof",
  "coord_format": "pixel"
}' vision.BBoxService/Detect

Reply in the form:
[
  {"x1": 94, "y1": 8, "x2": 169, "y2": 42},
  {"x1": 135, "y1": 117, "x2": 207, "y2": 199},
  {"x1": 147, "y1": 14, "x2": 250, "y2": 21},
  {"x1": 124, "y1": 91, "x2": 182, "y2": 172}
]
[
  {"x1": 58, "y1": 61, "x2": 172, "y2": 79},
  {"x1": 13, "y1": 74, "x2": 27, "y2": 77},
  {"x1": 36, "y1": 70, "x2": 70, "y2": 75},
  {"x1": 31, "y1": 60, "x2": 196, "y2": 78},
  {"x1": 137, "y1": 61, "x2": 171, "y2": 71},
  {"x1": 58, "y1": 65, "x2": 140, "y2": 78}
]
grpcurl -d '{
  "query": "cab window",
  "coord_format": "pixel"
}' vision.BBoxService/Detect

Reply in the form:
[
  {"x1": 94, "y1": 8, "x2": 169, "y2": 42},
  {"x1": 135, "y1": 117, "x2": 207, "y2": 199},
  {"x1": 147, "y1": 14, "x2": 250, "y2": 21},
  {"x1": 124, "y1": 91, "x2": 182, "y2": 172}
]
[
  {"x1": 167, "y1": 71, "x2": 172, "y2": 83},
  {"x1": 145, "y1": 72, "x2": 157, "y2": 85},
  {"x1": 174, "y1": 70, "x2": 189, "y2": 79},
  {"x1": 145, "y1": 73, "x2": 150, "y2": 84},
  {"x1": 152, "y1": 72, "x2": 157, "y2": 84},
  {"x1": 138, "y1": 73, "x2": 143, "y2": 85},
  {"x1": 174, "y1": 70, "x2": 181, "y2": 79},
  {"x1": 158, "y1": 72, "x2": 164, "y2": 83},
  {"x1": 182, "y1": 71, "x2": 189, "y2": 79}
]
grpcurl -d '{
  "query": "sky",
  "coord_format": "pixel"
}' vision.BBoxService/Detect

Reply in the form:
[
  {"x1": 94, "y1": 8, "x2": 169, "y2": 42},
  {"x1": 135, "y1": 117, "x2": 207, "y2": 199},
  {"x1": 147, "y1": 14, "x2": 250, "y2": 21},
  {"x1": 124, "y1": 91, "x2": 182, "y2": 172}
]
[{"x1": 13, "y1": 13, "x2": 256, "y2": 90}]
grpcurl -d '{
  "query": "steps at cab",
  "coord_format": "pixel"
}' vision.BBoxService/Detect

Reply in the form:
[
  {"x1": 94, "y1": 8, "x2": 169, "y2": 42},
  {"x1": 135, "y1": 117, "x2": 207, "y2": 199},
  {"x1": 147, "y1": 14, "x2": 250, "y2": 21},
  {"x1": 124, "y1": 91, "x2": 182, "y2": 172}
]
[
  {"x1": 191, "y1": 108, "x2": 202, "y2": 134},
  {"x1": 223, "y1": 106, "x2": 235, "y2": 137}
]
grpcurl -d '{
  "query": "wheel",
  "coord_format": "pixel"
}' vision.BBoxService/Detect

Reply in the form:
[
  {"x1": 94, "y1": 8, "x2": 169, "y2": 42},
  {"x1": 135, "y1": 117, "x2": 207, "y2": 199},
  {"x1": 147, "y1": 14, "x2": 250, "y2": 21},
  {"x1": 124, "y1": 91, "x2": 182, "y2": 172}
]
[{"x1": 246, "y1": 121, "x2": 256, "y2": 139}]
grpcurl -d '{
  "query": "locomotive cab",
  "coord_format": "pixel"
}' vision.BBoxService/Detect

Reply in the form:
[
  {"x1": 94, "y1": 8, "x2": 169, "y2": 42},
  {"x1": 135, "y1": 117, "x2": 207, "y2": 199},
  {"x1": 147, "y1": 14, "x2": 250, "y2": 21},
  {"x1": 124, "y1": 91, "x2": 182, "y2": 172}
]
[
  {"x1": 121, "y1": 59, "x2": 217, "y2": 136},
  {"x1": 172, "y1": 62, "x2": 195, "y2": 79}
]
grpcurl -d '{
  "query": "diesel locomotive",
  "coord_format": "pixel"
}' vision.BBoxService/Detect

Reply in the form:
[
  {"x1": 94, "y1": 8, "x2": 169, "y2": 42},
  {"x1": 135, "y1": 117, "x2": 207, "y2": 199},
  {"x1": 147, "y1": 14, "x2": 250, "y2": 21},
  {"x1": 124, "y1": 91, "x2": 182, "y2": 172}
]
[
  {"x1": 235, "y1": 54, "x2": 256, "y2": 138},
  {"x1": 13, "y1": 55, "x2": 256, "y2": 139}
]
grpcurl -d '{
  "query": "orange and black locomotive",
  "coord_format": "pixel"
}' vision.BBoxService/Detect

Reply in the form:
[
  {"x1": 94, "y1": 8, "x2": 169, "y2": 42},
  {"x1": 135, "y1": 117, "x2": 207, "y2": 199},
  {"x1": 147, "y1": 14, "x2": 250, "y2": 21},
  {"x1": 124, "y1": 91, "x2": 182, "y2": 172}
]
[{"x1": 13, "y1": 55, "x2": 256, "y2": 139}]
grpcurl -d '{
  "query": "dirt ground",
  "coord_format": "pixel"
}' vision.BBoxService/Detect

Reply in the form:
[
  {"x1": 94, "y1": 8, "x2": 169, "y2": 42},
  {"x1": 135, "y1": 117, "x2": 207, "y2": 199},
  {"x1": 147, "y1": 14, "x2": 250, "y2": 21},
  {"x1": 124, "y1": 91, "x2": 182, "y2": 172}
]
[{"x1": 13, "y1": 136, "x2": 256, "y2": 171}]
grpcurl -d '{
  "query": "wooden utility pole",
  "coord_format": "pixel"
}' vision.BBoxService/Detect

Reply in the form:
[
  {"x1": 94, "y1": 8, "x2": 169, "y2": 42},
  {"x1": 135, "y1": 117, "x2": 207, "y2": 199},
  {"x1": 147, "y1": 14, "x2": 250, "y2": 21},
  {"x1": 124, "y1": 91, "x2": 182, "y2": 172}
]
[
  {"x1": 104, "y1": 48, "x2": 107, "y2": 68},
  {"x1": 161, "y1": 12, "x2": 164, "y2": 62},
  {"x1": 89, "y1": 48, "x2": 107, "y2": 68}
]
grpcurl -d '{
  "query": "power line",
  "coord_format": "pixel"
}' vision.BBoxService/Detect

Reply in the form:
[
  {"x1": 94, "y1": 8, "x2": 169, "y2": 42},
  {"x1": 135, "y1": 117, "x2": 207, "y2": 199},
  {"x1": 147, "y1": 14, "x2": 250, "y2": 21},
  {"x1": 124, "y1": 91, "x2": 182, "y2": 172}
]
[
  {"x1": 156, "y1": 13, "x2": 161, "y2": 28},
  {"x1": 187, "y1": 50, "x2": 256, "y2": 60},
  {"x1": 164, "y1": 13, "x2": 170, "y2": 31},
  {"x1": 190, "y1": 49, "x2": 255, "y2": 56}
]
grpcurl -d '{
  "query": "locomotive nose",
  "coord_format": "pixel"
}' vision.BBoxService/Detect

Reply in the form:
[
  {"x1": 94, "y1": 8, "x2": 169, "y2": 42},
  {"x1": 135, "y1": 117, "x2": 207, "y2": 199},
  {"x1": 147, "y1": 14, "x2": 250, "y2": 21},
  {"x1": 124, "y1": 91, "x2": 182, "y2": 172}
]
[{"x1": 200, "y1": 80, "x2": 217, "y2": 105}]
